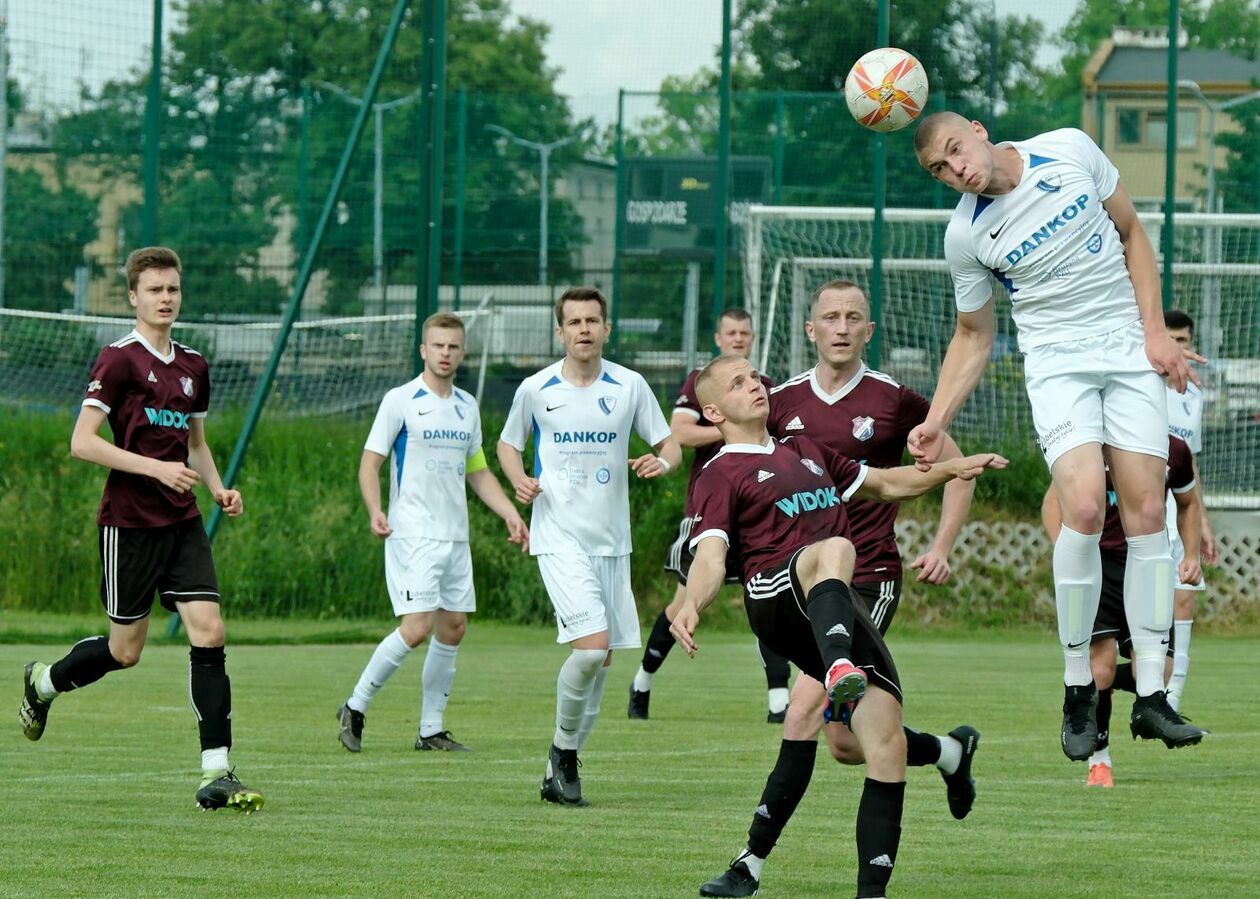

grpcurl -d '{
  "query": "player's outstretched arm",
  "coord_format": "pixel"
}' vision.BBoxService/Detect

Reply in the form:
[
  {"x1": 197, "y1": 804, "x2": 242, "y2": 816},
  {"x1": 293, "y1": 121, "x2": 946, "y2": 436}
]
[
  {"x1": 467, "y1": 466, "x2": 529, "y2": 553},
  {"x1": 670, "y1": 409, "x2": 724, "y2": 449},
  {"x1": 187, "y1": 418, "x2": 242, "y2": 516},
  {"x1": 496, "y1": 440, "x2": 542, "y2": 504},
  {"x1": 358, "y1": 450, "x2": 391, "y2": 538},
  {"x1": 908, "y1": 303, "x2": 995, "y2": 469},
  {"x1": 1174, "y1": 485, "x2": 1205, "y2": 586},
  {"x1": 856, "y1": 453, "x2": 1007, "y2": 503},
  {"x1": 71, "y1": 405, "x2": 200, "y2": 494},
  {"x1": 670, "y1": 536, "x2": 727, "y2": 658},
  {"x1": 911, "y1": 431, "x2": 976, "y2": 585},
  {"x1": 630, "y1": 436, "x2": 683, "y2": 479}
]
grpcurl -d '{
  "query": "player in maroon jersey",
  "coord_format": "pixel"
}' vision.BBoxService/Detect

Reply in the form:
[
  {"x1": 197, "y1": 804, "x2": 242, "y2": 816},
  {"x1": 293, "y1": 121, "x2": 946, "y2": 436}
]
[
  {"x1": 629, "y1": 307, "x2": 791, "y2": 723},
  {"x1": 17, "y1": 247, "x2": 262, "y2": 813},
  {"x1": 1042, "y1": 434, "x2": 1204, "y2": 788},
  {"x1": 672, "y1": 354, "x2": 1005, "y2": 899}
]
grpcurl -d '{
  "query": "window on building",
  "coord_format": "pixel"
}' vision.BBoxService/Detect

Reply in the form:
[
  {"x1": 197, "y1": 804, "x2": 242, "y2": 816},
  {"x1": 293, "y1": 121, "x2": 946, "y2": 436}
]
[
  {"x1": 1117, "y1": 107, "x2": 1141, "y2": 145},
  {"x1": 1135, "y1": 108, "x2": 1200, "y2": 150}
]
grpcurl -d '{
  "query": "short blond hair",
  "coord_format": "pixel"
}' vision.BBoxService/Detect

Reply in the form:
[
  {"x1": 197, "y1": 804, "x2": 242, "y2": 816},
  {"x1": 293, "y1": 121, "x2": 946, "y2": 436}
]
[{"x1": 422, "y1": 311, "x2": 466, "y2": 340}]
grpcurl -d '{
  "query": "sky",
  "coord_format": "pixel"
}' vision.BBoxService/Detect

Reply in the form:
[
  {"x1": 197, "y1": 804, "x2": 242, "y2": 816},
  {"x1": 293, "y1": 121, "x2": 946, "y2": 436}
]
[{"x1": 8, "y1": 0, "x2": 1076, "y2": 123}]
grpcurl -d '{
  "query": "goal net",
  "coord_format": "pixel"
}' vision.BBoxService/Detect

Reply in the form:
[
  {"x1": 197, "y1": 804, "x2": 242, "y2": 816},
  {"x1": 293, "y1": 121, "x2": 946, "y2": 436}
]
[{"x1": 744, "y1": 206, "x2": 1260, "y2": 509}]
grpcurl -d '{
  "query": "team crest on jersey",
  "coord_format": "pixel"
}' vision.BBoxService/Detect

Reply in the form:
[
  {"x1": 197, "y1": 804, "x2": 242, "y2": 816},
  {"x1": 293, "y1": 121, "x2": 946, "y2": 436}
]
[
  {"x1": 852, "y1": 415, "x2": 875, "y2": 442},
  {"x1": 179, "y1": 376, "x2": 195, "y2": 397},
  {"x1": 1036, "y1": 172, "x2": 1062, "y2": 193},
  {"x1": 801, "y1": 458, "x2": 824, "y2": 477},
  {"x1": 87, "y1": 379, "x2": 102, "y2": 392},
  {"x1": 598, "y1": 396, "x2": 617, "y2": 416}
]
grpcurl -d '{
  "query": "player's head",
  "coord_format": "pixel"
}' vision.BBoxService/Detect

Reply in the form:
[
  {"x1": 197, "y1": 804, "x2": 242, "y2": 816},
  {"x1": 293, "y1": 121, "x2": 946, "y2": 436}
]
[
  {"x1": 125, "y1": 246, "x2": 183, "y2": 328},
  {"x1": 914, "y1": 111, "x2": 996, "y2": 195},
  {"x1": 554, "y1": 287, "x2": 611, "y2": 363},
  {"x1": 714, "y1": 307, "x2": 755, "y2": 358},
  {"x1": 1165, "y1": 309, "x2": 1195, "y2": 351},
  {"x1": 806, "y1": 280, "x2": 874, "y2": 369},
  {"x1": 420, "y1": 312, "x2": 466, "y2": 380},
  {"x1": 694, "y1": 355, "x2": 769, "y2": 431}
]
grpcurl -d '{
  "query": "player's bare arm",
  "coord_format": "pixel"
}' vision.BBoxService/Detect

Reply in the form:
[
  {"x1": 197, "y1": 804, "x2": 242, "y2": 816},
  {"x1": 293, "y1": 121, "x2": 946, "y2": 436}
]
[
  {"x1": 496, "y1": 440, "x2": 542, "y2": 504},
  {"x1": 670, "y1": 535, "x2": 728, "y2": 657},
  {"x1": 357, "y1": 449, "x2": 392, "y2": 538},
  {"x1": 70, "y1": 404, "x2": 200, "y2": 494},
  {"x1": 467, "y1": 466, "x2": 530, "y2": 552},
  {"x1": 857, "y1": 453, "x2": 1007, "y2": 503},
  {"x1": 908, "y1": 302, "x2": 995, "y2": 468},
  {"x1": 911, "y1": 430, "x2": 977, "y2": 584},
  {"x1": 630, "y1": 436, "x2": 683, "y2": 479},
  {"x1": 1173, "y1": 484, "x2": 1205, "y2": 586},
  {"x1": 1189, "y1": 456, "x2": 1219, "y2": 564},
  {"x1": 1103, "y1": 184, "x2": 1205, "y2": 392},
  {"x1": 187, "y1": 418, "x2": 242, "y2": 516},
  {"x1": 670, "y1": 408, "x2": 724, "y2": 448},
  {"x1": 1040, "y1": 486, "x2": 1063, "y2": 543}
]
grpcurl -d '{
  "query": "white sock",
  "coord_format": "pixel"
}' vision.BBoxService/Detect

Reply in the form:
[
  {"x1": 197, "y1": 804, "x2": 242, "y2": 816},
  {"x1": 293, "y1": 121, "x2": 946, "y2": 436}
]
[
  {"x1": 201, "y1": 746, "x2": 229, "y2": 774},
  {"x1": 348, "y1": 628, "x2": 412, "y2": 713},
  {"x1": 576, "y1": 665, "x2": 610, "y2": 751},
  {"x1": 736, "y1": 848, "x2": 765, "y2": 880},
  {"x1": 36, "y1": 666, "x2": 59, "y2": 702},
  {"x1": 935, "y1": 733, "x2": 962, "y2": 775},
  {"x1": 419, "y1": 638, "x2": 459, "y2": 738},
  {"x1": 1088, "y1": 746, "x2": 1111, "y2": 767},
  {"x1": 633, "y1": 665, "x2": 653, "y2": 693},
  {"x1": 554, "y1": 649, "x2": 605, "y2": 750},
  {"x1": 767, "y1": 687, "x2": 789, "y2": 714},
  {"x1": 1171, "y1": 618, "x2": 1194, "y2": 683},
  {"x1": 1052, "y1": 525, "x2": 1103, "y2": 686},
  {"x1": 1124, "y1": 531, "x2": 1175, "y2": 697}
]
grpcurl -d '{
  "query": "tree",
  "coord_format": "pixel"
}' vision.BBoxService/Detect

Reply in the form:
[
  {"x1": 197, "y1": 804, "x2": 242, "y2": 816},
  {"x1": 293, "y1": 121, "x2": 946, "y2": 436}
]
[{"x1": 3, "y1": 166, "x2": 97, "y2": 312}]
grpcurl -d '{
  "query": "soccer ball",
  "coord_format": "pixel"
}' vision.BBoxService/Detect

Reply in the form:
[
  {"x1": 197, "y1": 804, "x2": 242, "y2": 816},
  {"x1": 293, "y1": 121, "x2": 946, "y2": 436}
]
[{"x1": 844, "y1": 48, "x2": 929, "y2": 133}]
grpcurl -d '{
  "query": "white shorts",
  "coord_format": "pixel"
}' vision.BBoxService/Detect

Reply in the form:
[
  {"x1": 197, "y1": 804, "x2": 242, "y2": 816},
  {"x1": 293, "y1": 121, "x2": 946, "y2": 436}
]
[
  {"x1": 1024, "y1": 321, "x2": 1169, "y2": 469},
  {"x1": 1166, "y1": 494, "x2": 1206, "y2": 593},
  {"x1": 384, "y1": 537, "x2": 476, "y2": 615},
  {"x1": 537, "y1": 553, "x2": 640, "y2": 648}
]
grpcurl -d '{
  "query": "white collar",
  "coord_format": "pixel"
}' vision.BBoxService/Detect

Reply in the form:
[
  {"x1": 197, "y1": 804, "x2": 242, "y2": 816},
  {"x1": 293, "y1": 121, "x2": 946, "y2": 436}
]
[
  {"x1": 712, "y1": 437, "x2": 776, "y2": 458},
  {"x1": 130, "y1": 329, "x2": 176, "y2": 365},
  {"x1": 809, "y1": 363, "x2": 866, "y2": 405}
]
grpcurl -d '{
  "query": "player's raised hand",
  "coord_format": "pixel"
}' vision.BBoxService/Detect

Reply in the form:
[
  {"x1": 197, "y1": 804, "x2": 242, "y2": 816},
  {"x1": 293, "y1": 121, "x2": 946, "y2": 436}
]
[
  {"x1": 629, "y1": 453, "x2": 667, "y2": 479},
  {"x1": 369, "y1": 510, "x2": 392, "y2": 538},
  {"x1": 910, "y1": 549, "x2": 952, "y2": 585},
  {"x1": 947, "y1": 453, "x2": 1009, "y2": 481},
  {"x1": 153, "y1": 460, "x2": 200, "y2": 493},
  {"x1": 505, "y1": 512, "x2": 530, "y2": 553},
  {"x1": 907, "y1": 422, "x2": 944, "y2": 471},
  {"x1": 1178, "y1": 555, "x2": 1202, "y2": 588},
  {"x1": 670, "y1": 604, "x2": 701, "y2": 658},
  {"x1": 214, "y1": 488, "x2": 244, "y2": 517},
  {"x1": 1147, "y1": 331, "x2": 1205, "y2": 393},
  {"x1": 513, "y1": 476, "x2": 543, "y2": 505}
]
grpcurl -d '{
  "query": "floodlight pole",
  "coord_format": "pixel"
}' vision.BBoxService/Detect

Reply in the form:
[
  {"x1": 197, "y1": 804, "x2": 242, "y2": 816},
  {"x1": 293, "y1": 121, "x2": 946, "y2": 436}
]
[
  {"x1": 869, "y1": 0, "x2": 890, "y2": 371},
  {"x1": 1162, "y1": 0, "x2": 1178, "y2": 311}
]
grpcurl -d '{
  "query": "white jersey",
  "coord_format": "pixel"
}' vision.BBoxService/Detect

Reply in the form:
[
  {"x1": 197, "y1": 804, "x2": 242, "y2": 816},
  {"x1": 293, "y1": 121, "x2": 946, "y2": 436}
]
[
  {"x1": 501, "y1": 359, "x2": 672, "y2": 556},
  {"x1": 1165, "y1": 380, "x2": 1204, "y2": 534},
  {"x1": 944, "y1": 128, "x2": 1140, "y2": 352},
  {"x1": 364, "y1": 376, "x2": 482, "y2": 541}
]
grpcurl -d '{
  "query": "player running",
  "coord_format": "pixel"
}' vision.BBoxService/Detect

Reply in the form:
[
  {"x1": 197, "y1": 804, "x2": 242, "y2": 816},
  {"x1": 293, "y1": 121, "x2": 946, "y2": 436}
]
[
  {"x1": 913, "y1": 112, "x2": 1206, "y2": 758},
  {"x1": 497, "y1": 287, "x2": 680, "y2": 806},
  {"x1": 335, "y1": 312, "x2": 528, "y2": 754},
  {"x1": 671, "y1": 354, "x2": 1005, "y2": 898}
]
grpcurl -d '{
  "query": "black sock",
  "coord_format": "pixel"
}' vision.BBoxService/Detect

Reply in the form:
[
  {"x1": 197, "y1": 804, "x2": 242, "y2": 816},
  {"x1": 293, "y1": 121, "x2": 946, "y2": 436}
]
[
  {"x1": 49, "y1": 636, "x2": 124, "y2": 693},
  {"x1": 1112, "y1": 662, "x2": 1136, "y2": 693},
  {"x1": 759, "y1": 640, "x2": 791, "y2": 691},
  {"x1": 805, "y1": 579, "x2": 856, "y2": 671},
  {"x1": 747, "y1": 739, "x2": 818, "y2": 859},
  {"x1": 904, "y1": 727, "x2": 941, "y2": 767},
  {"x1": 856, "y1": 778, "x2": 905, "y2": 899},
  {"x1": 1095, "y1": 687, "x2": 1112, "y2": 751},
  {"x1": 189, "y1": 645, "x2": 232, "y2": 751},
  {"x1": 640, "y1": 610, "x2": 675, "y2": 676}
]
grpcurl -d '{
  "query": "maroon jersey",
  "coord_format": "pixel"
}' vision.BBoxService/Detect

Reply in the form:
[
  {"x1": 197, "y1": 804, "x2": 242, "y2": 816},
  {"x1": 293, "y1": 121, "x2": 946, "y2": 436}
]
[
  {"x1": 688, "y1": 434, "x2": 867, "y2": 585},
  {"x1": 81, "y1": 331, "x2": 211, "y2": 528},
  {"x1": 1099, "y1": 435, "x2": 1195, "y2": 555},
  {"x1": 674, "y1": 367, "x2": 775, "y2": 501},
  {"x1": 767, "y1": 365, "x2": 929, "y2": 582}
]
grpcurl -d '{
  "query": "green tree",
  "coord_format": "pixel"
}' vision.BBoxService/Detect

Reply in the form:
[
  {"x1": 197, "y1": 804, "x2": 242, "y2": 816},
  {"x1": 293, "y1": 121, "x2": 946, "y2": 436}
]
[{"x1": 3, "y1": 166, "x2": 97, "y2": 312}]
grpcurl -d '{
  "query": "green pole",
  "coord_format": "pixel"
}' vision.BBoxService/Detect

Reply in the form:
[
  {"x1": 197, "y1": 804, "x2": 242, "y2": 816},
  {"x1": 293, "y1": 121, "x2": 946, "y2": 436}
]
[
  {"x1": 1162, "y1": 0, "x2": 1179, "y2": 310},
  {"x1": 773, "y1": 90, "x2": 784, "y2": 205},
  {"x1": 298, "y1": 83, "x2": 311, "y2": 255},
  {"x1": 415, "y1": 0, "x2": 447, "y2": 372},
  {"x1": 713, "y1": 0, "x2": 732, "y2": 322},
  {"x1": 453, "y1": 86, "x2": 466, "y2": 310},
  {"x1": 167, "y1": 0, "x2": 414, "y2": 639},
  {"x1": 142, "y1": 0, "x2": 162, "y2": 245},
  {"x1": 611, "y1": 88, "x2": 625, "y2": 360},
  {"x1": 869, "y1": 0, "x2": 889, "y2": 369}
]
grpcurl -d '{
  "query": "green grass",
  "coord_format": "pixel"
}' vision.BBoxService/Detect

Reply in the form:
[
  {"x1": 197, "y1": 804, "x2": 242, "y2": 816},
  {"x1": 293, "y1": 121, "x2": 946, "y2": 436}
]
[{"x1": 3, "y1": 626, "x2": 1258, "y2": 896}]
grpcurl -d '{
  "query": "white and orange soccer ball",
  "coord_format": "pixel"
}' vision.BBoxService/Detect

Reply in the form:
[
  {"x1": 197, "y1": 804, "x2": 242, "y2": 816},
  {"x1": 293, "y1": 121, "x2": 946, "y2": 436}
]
[{"x1": 844, "y1": 48, "x2": 929, "y2": 133}]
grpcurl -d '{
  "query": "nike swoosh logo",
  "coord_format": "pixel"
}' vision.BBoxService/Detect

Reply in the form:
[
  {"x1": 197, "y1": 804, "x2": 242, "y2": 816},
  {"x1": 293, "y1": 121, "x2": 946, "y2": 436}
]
[
  {"x1": 417, "y1": 410, "x2": 433, "y2": 416},
  {"x1": 989, "y1": 219, "x2": 1010, "y2": 240},
  {"x1": 546, "y1": 403, "x2": 565, "y2": 412}
]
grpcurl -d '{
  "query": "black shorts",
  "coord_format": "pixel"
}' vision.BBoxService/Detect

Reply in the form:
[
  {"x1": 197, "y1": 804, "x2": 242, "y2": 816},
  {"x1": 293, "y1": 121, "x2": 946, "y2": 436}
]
[
  {"x1": 1091, "y1": 553, "x2": 1175, "y2": 657},
  {"x1": 99, "y1": 518, "x2": 219, "y2": 623},
  {"x1": 664, "y1": 515, "x2": 740, "y2": 586},
  {"x1": 851, "y1": 578, "x2": 903, "y2": 636},
  {"x1": 743, "y1": 548, "x2": 902, "y2": 703}
]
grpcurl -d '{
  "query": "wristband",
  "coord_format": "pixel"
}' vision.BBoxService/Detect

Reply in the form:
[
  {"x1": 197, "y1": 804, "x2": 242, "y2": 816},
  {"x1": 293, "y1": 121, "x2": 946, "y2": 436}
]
[{"x1": 656, "y1": 455, "x2": 672, "y2": 474}]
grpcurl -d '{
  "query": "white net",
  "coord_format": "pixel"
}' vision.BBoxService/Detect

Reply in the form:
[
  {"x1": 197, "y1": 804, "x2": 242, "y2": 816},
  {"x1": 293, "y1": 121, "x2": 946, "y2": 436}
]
[{"x1": 744, "y1": 206, "x2": 1260, "y2": 509}]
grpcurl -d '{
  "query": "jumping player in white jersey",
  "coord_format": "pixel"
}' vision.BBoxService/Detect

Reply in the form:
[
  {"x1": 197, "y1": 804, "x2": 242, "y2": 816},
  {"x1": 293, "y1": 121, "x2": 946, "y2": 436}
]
[
  {"x1": 335, "y1": 312, "x2": 528, "y2": 753},
  {"x1": 913, "y1": 112, "x2": 1206, "y2": 758},
  {"x1": 498, "y1": 287, "x2": 680, "y2": 806}
]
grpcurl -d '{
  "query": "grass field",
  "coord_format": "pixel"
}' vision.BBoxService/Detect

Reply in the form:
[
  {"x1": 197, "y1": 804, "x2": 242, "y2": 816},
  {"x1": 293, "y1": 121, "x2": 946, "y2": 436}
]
[{"x1": 3, "y1": 624, "x2": 1258, "y2": 897}]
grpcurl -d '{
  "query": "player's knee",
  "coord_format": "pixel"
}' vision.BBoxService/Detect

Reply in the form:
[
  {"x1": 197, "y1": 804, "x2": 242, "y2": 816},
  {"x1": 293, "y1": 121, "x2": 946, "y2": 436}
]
[
  {"x1": 1091, "y1": 658, "x2": 1115, "y2": 689},
  {"x1": 439, "y1": 616, "x2": 467, "y2": 645},
  {"x1": 398, "y1": 616, "x2": 431, "y2": 647},
  {"x1": 826, "y1": 727, "x2": 864, "y2": 765},
  {"x1": 188, "y1": 617, "x2": 225, "y2": 648},
  {"x1": 111, "y1": 642, "x2": 143, "y2": 668},
  {"x1": 864, "y1": 724, "x2": 907, "y2": 771},
  {"x1": 1061, "y1": 496, "x2": 1105, "y2": 532},
  {"x1": 570, "y1": 647, "x2": 608, "y2": 677},
  {"x1": 804, "y1": 537, "x2": 855, "y2": 583}
]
